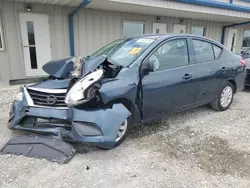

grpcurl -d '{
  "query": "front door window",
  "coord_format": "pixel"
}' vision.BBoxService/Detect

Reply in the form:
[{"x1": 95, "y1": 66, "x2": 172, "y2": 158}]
[{"x1": 148, "y1": 39, "x2": 189, "y2": 70}]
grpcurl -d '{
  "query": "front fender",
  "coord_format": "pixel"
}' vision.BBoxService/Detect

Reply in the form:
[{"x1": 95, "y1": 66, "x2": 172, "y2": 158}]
[
  {"x1": 99, "y1": 79, "x2": 138, "y2": 104},
  {"x1": 72, "y1": 103, "x2": 131, "y2": 147},
  {"x1": 98, "y1": 79, "x2": 142, "y2": 124}
]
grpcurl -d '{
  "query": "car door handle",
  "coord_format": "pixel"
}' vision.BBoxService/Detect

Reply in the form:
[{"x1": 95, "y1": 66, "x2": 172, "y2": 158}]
[
  {"x1": 222, "y1": 67, "x2": 226, "y2": 70},
  {"x1": 182, "y1": 74, "x2": 192, "y2": 80}
]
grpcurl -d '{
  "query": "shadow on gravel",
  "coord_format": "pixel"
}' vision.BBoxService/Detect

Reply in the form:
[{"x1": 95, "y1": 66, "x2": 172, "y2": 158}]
[
  {"x1": 137, "y1": 126, "x2": 250, "y2": 178},
  {"x1": 243, "y1": 86, "x2": 250, "y2": 93},
  {"x1": 128, "y1": 105, "x2": 213, "y2": 140}
]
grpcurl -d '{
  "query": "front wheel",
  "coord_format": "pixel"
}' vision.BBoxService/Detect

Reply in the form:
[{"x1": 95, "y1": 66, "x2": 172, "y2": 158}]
[
  {"x1": 210, "y1": 81, "x2": 234, "y2": 111},
  {"x1": 113, "y1": 116, "x2": 132, "y2": 148},
  {"x1": 98, "y1": 116, "x2": 132, "y2": 150}
]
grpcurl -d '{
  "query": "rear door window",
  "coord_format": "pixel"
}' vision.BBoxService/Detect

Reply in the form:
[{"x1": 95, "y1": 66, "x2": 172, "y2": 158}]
[{"x1": 192, "y1": 39, "x2": 214, "y2": 63}]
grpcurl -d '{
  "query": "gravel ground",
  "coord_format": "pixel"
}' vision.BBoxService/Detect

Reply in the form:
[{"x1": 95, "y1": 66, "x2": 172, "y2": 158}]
[{"x1": 1, "y1": 88, "x2": 250, "y2": 188}]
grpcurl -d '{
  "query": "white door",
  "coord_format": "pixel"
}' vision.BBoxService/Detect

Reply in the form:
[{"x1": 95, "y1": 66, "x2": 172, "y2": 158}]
[
  {"x1": 226, "y1": 28, "x2": 238, "y2": 52},
  {"x1": 173, "y1": 24, "x2": 186, "y2": 34},
  {"x1": 153, "y1": 23, "x2": 167, "y2": 34},
  {"x1": 19, "y1": 13, "x2": 51, "y2": 77}
]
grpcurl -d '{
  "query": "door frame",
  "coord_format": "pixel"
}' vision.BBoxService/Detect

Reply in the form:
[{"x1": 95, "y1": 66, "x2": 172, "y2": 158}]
[
  {"x1": 226, "y1": 28, "x2": 238, "y2": 52},
  {"x1": 152, "y1": 23, "x2": 167, "y2": 34},
  {"x1": 19, "y1": 12, "x2": 52, "y2": 77},
  {"x1": 173, "y1": 24, "x2": 186, "y2": 34}
]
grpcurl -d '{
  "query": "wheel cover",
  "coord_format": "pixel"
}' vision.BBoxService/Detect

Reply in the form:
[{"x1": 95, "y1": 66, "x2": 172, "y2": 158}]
[
  {"x1": 116, "y1": 119, "x2": 128, "y2": 142},
  {"x1": 220, "y1": 86, "x2": 233, "y2": 108}
]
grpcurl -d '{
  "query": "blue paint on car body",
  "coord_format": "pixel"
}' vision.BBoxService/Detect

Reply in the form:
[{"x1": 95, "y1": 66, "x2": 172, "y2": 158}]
[{"x1": 9, "y1": 34, "x2": 246, "y2": 148}]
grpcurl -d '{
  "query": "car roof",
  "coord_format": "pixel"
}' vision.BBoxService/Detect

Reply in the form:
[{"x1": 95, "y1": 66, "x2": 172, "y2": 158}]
[{"x1": 125, "y1": 34, "x2": 223, "y2": 48}]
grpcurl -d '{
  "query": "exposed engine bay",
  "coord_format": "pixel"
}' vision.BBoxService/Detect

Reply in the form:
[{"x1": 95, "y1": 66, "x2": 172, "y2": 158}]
[
  {"x1": 8, "y1": 52, "x2": 138, "y2": 151},
  {"x1": 41, "y1": 56, "x2": 123, "y2": 107}
]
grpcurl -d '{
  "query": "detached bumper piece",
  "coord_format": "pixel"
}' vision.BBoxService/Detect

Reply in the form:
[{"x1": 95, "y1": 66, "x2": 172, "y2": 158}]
[
  {"x1": 9, "y1": 99, "x2": 131, "y2": 149},
  {"x1": 1, "y1": 136, "x2": 76, "y2": 164}
]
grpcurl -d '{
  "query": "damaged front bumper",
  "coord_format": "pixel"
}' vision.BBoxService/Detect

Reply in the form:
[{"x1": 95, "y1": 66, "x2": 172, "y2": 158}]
[{"x1": 8, "y1": 98, "x2": 130, "y2": 149}]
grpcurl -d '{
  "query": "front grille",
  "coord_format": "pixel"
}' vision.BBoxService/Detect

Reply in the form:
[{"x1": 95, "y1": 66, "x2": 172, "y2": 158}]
[
  {"x1": 27, "y1": 88, "x2": 67, "y2": 108},
  {"x1": 20, "y1": 116, "x2": 71, "y2": 129}
]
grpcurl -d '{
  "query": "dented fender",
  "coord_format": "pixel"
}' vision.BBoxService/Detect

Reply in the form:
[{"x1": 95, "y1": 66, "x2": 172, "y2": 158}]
[
  {"x1": 99, "y1": 73, "x2": 142, "y2": 124},
  {"x1": 72, "y1": 104, "x2": 131, "y2": 143}
]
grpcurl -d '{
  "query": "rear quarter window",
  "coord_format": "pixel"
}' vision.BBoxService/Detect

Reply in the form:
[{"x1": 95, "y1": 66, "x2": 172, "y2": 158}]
[{"x1": 213, "y1": 45, "x2": 222, "y2": 59}]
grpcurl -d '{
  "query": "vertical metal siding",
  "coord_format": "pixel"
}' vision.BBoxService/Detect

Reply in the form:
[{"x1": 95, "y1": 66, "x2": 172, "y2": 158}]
[
  {"x1": 0, "y1": 0, "x2": 11, "y2": 82},
  {"x1": 74, "y1": 9, "x2": 227, "y2": 57},
  {"x1": 0, "y1": 0, "x2": 71, "y2": 81},
  {"x1": 2, "y1": 0, "x2": 22, "y2": 80},
  {"x1": 1, "y1": 0, "x2": 249, "y2": 82}
]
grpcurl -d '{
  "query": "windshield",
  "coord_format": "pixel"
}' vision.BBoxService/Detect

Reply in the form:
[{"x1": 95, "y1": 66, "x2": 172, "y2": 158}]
[{"x1": 90, "y1": 37, "x2": 155, "y2": 66}]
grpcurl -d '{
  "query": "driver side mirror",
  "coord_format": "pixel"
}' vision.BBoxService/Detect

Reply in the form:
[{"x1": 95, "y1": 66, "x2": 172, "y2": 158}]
[{"x1": 144, "y1": 59, "x2": 158, "y2": 72}]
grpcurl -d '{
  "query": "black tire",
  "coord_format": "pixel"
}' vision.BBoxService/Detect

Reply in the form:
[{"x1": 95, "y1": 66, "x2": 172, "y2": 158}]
[{"x1": 210, "y1": 81, "x2": 234, "y2": 111}]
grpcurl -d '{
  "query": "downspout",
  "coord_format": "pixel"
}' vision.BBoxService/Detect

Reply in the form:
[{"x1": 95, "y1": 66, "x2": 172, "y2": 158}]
[
  {"x1": 221, "y1": 21, "x2": 250, "y2": 44},
  {"x1": 69, "y1": 0, "x2": 92, "y2": 56}
]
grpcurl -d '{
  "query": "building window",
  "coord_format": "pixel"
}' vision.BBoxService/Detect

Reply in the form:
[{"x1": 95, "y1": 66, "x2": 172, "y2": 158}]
[
  {"x1": 123, "y1": 21, "x2": 145, "y2": 37},
  {"x1": 242, "y1": 30, "x2": 250, "y2": 48},
  {"x1": 0, "y1": 12, "x2": 5, "y2": 51},
  {"x1": 191, "y1": 26, "x2": 205, "y2": 36}
]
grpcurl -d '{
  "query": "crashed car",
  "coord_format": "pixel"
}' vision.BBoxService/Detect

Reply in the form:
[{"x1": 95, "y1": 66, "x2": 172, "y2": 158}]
[{"x1": 9, "y1": 34, "x2": 246, "y2": 149}]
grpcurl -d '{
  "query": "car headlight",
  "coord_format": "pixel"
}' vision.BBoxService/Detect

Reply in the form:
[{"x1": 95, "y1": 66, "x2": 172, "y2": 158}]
[
  {"x1": 65, "y1": 69, "x2": 104, "y2": 106},
  {"x1": 15, "y1": 92, "x2": 23, "y2": 101}
]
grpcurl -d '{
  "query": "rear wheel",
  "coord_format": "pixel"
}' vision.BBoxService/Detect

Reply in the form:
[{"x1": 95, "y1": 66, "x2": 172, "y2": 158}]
[{"x1": 210, "y1": 81, "x2": 234, "y2": 111}]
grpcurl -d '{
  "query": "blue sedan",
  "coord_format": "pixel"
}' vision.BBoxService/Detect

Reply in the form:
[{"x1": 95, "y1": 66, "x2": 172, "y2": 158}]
[{"x1": 9, "y1": 34, "x2": 246, "y2": 149}]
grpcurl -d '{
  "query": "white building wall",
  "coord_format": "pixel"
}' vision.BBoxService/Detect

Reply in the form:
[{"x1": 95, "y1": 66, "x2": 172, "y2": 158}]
[
  {"x1": 74, "y1": 8, "x2": 226, "y2": 57},
  {"x1": 234, "y1": 0, "x2": 250, "y2": 6},
  {"x1": 214, "y1": 0, "x2": 230, "y2": 2},
  {"x1": 0, "y1": 0, "x2": 71, "y2": 82},
  {"x1": 1, "y1": 0, "x2": 250, "y2": 83}
]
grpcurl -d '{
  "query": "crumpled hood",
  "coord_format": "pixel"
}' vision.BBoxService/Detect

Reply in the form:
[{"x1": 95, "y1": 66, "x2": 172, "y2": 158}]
[{"x1": 42, "y1": 56, "x2": 107, "y2": 79}]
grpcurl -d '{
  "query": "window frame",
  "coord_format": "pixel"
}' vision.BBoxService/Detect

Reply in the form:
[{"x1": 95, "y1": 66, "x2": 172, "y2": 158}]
[
  {"x1": 191, "y1": 26, "x2": 205, "y2": 36},
  {"x1": 242, "y1": 30, "x2": 250, "y2": 48},
  {"x1": 122, "y1": 20, "x2": 146, "y2": 37},
  {"x1": 0, "y1": 10, "x2": 5, "y2": 51},
  {"x1": 212, "y1": 44, "x2": 223, "y2": 60},
  {"x1": 143, "y1": 38, "x2": 190, "y2": 72},
  {"x1": 191, "y1": 38, "x2": 223, "y2": 64}
]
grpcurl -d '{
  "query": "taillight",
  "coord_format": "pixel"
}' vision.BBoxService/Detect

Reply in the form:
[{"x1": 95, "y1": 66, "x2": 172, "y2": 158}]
[{"x1": 240, "y1": 59, "x2": 247, "y2": 67}]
